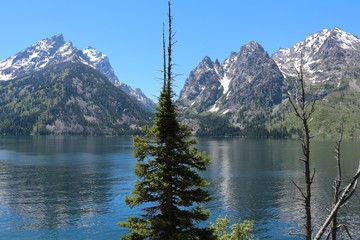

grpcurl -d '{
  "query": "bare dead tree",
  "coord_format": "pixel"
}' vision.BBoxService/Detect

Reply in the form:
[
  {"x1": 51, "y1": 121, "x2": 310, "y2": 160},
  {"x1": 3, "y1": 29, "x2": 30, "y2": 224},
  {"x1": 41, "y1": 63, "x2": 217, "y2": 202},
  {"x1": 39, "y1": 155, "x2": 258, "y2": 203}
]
[
  {"x1": 314, "y1": 119, "x2": 360, "y2": 239},
  {"x1": 288, "y1": 66, "x2": 316, "y2": 240},
  {"x1": 314, "y1": 161, "x2": 360, "y2": 239},
  {"x1": 330, "y1": 118, "x2": 344, "y2": 240},
  {"x1": 289, "y1": 66, "x2": 360, "y2": 239}
]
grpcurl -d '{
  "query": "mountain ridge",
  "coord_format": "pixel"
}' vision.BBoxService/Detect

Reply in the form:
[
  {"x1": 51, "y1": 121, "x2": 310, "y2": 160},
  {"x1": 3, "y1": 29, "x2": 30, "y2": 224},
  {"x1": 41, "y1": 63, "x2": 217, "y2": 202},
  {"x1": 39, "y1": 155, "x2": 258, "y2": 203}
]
[
  {"x1": 1, "y1": 28, "x2": 360, "y2": 137},
  {"x1": 178, "y1": 41, "x2": 284, "y2": 116},
  {"x1": 0, "y1": 34, "x2": 156, "y2": 110},
  {"x1": 177, "y1": 27, "x2": 360, "y2": 137},
  {"x1": 0, "y1": 61, "x2": 152, "y2": 135},
  {"x1": 272, "y1": 27, "x2": 360, "y2": 85}
]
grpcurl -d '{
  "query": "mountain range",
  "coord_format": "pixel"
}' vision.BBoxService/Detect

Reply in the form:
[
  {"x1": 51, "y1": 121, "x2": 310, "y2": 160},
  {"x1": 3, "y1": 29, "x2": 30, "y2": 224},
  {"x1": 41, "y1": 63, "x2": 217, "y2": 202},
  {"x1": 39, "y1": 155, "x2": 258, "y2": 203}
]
[
  {"x1": 0, "y1": 34, "x2": 156, "y2": 111},
  {"x1": 273, "y1": 27, "x2": 360, "y2": 85},
  {"x1": 1, "y1": 28, "x2": 360, "y2": 137},
  {"x1": 0, "y1": 35, "x2": 155, "y2": 135},
  {"x1": 178, "y1": 27, "x2": 360, "y2": 138},
  {"x1": 0, "y1": 62, "x2": 152, "y2": 135}
]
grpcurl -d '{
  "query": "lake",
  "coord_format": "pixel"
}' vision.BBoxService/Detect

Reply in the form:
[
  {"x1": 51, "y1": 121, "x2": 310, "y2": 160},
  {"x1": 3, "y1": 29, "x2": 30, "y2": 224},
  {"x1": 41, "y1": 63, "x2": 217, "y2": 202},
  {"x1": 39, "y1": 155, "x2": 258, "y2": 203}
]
[{"x1": 0, "y1": 136, "x2": 359, "y2": 239}]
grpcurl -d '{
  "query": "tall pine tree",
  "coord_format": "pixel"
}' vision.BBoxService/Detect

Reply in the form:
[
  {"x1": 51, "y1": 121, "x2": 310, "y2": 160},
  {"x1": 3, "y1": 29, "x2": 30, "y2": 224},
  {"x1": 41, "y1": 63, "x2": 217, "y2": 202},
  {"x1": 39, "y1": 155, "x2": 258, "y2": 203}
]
[{"x1": 120, "y1": 1, "x2": 213, "y2": 239}]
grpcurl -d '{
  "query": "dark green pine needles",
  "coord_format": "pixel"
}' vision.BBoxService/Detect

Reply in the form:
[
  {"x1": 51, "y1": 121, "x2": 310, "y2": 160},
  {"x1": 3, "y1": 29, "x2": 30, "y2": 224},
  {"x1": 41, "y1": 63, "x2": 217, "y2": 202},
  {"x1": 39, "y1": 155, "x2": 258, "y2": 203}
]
[{"x1": 120, "y1": 1, "x2": 212, "y2": 239}]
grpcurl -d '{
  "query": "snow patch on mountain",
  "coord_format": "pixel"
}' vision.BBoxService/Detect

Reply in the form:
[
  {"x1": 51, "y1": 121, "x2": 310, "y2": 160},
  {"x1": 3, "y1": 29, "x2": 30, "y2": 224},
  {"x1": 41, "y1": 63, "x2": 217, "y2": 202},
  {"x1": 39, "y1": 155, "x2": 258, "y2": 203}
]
[
  {"x1": 0, "y1": 34, "x2": 156, "y2": 110},
  {"x1": 273, "y1": 27, "x2": 360, "y2": 86},
  {"x1": 83, "y1": 47, "x2": 107, "y2": 64},
  {"x1": 179, "y1": 40, "x2": 284, "y2": 116},
  {"x1": 208, "y1": 104, "x2": 219, "y2": 112},
  {"x1": 220, "y1": 75, "x2": 231, "y2": 94}
]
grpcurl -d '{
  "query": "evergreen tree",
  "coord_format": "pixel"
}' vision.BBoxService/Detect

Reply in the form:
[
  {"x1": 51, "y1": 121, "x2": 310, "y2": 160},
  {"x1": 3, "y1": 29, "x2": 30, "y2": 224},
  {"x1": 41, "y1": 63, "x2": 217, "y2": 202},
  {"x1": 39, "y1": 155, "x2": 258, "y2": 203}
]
[{"x1": 120, "y1": 1, "x2": 212, "y2": 239}]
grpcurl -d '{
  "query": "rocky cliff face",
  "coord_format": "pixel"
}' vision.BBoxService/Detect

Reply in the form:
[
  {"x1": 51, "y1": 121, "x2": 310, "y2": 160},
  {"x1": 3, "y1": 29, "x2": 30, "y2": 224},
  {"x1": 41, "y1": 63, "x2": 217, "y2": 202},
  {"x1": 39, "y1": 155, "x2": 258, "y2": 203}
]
[
  {"x1": 222, "y1": 41, "x2": 284, "y2": 110},
  {"x1": 178, "y1": 41, "x2": 284, "y2": 115},
  {"x1": 178, "y1": 56, "x2": 223, "y2": 113}
]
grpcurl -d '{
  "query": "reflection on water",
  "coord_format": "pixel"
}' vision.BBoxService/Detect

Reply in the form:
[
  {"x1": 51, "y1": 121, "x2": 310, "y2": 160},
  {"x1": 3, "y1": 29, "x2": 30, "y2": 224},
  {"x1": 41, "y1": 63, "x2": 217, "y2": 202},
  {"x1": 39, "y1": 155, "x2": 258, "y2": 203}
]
[
  {"x1": 0, "y1": 135, "x2": 128, "y2": 155},
  {"x1": 0, "y1": 136, "x2": 359, "y2": 239},
  {"x1": 200, "y1": 138, "x2": 360, "y2": 239},
  {"x1": 0, "y1": 136, "x2": 136, "y2": 240},
  {"x1": 1, "y1": 161, "x2": 111, "y2": 229}
]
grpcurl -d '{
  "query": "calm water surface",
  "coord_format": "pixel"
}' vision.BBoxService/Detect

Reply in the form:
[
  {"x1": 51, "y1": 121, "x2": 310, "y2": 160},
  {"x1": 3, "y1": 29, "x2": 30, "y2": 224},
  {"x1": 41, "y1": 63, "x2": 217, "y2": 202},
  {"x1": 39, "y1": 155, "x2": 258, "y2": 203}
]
[{"x1": 0, "y1": 136, "x2": 359, "y2": 239}]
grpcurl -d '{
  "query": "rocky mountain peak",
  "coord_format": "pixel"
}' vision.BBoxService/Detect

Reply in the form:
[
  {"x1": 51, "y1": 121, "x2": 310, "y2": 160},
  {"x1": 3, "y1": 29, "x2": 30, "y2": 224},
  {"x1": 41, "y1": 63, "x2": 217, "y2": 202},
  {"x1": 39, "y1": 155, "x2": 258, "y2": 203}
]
[
  {"x1": 272, "y1": 27, "x2": 360, "y2": 87},
  {"x1": 222, "y1": 41, "x2": 283, "y2": 110},
  {"x1": 50, "y1": 33, "x2": 65, "y2": 43},
  {"x1": 242, "y1": 41, "x2": 265, "y2": 52},
  {"x1": 326, "y1": 27, "x2": 360, "y2": 50},
  {"x1": 83, "y1": 46, "x2": 107, "y2": 62},
  {"x1": 81, "y1": 46, "x2": 119, "y2": 84},
  {"x1": 231, "y1": 41, "x2": 270, "y2": 72},
  {"x1": 0, "y1": 34, "x2": 156, "y2": 110},
  {"x1": 176, "y1": 28, "x2": 360, "y2": 135},
  {"x1": 214, "y1": 59, "x2": 221, "y2": 66},
  {"x1": 36, "y1": 34, "x2": 66, "y2": 51},
  {"x1": 199, "y1": 56, "x2": 215, "y2": 69},
  {"x1": 178, "y1": 41, "x2": 284, "y2": 116}
]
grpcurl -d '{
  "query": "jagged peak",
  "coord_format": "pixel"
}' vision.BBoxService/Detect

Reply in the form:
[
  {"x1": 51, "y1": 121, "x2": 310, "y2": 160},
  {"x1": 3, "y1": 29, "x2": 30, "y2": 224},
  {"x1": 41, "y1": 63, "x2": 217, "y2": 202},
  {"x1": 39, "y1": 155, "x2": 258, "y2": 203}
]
[
  {"x1": 331, "y1": 27, "x2": 352, "y2": 35},
  {"x1": 0, "y1": 34, "x2": 155, "y2": 110},
  {"x1": 241, "y1": 41, "x2": 265, "y2": 52},
  {"x1": 202, "y1": 56, "x2": 212, "y2": 63},
  {"x1": 50, "y1": 33, "x2": 65, "y2": 42},
  {"x1": 248, "y1": 40, "x2": 261, "y2": 47},
  {"x1": 83, "y1": 46, "x2": 105, "y2": 55},
  {"x1": 37, "y1": 34, "x2": 66, "y2": 47},
  {"x1": 328, "y1": 27, "x2": 360, "y2": 45},
  {"x1": 237, "y1": 41, "x2": 269, "y2": 60},
  {"x1": 84, "y1": 46, "x2": 95, "y2": 50},
  {"x1": 19, "y1": 34, "x2": 68, "y2": 57},
  {"x1": 274, "y1": 27, "x2": 360, "y2": 59},
  {"x1": 328, "y1": 27, "x2": 351, "y2": 37},
  {"x1": 199, "y1": 56, "x2": 214, "y2": 68},
  {"x1": 228, "y1": 51, "x2": 237, "y2": 60},
  {"x1": 302, "y1": 27, "x2": 358, "y2": 46},
  {"x1": 83, "y1": 47, "x2": 107, "y2": 62}
]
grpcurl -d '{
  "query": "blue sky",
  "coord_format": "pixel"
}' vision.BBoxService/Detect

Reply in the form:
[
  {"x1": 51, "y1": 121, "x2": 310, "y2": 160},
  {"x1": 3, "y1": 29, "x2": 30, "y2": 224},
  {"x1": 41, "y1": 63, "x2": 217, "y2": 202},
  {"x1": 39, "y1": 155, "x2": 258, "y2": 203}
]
[{"x1": 1, "y1": 0, "x2": 359, "y2": 101}]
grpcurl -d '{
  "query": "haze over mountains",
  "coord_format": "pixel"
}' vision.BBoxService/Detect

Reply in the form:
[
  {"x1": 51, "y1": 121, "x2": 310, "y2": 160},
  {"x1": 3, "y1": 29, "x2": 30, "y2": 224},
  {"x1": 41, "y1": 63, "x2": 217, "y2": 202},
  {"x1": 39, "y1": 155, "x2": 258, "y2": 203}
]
[{"x1": 0, "y1": 27, "x2": 360, "y2": 136}]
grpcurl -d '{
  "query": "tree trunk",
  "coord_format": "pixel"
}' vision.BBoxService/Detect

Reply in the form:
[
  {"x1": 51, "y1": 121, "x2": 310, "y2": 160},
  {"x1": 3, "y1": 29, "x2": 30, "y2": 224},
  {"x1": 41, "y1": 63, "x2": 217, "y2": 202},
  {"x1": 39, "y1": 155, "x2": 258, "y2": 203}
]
[{"x1": 303, "y1": 119, "x2": 312, "y2": 240}]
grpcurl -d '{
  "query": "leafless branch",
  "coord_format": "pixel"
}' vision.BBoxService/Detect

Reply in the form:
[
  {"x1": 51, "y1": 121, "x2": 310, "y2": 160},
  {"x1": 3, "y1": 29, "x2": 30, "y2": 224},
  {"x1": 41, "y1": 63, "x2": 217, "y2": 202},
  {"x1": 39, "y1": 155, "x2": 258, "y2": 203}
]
[
  {"x1": 310, "y1": 168, "x2": 316, "y2": 184},
  {"x1": 289, "y1": 64, "x2": 314, "y2": 240},
  {"x1": 340, "y1": 224, "x2": 354, "y2": 239},
  {"x1": 314, "y1": 162, "x2": 360, "y2": 239},
  {"x1": 292, "y1": 180, "x2": 306, "y2": 199}
]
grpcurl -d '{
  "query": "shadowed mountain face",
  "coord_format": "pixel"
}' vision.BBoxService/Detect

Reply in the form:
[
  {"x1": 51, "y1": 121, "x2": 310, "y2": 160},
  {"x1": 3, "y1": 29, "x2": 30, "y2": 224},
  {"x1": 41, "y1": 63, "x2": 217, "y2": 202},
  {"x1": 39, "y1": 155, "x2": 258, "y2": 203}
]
[{"x1": 0, "y1": 62, "x2": 152, "y2": 135}]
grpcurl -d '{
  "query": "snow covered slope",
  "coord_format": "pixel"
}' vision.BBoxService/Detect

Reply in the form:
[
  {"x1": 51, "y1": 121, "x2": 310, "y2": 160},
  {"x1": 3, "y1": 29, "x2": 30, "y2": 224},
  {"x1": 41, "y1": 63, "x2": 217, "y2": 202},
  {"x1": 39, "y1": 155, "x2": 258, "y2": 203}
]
[
  {"x1": 0, "y1": 34, "x2": 155, "y2": 110},
  {"x1": 272, "y1": 27, "x2": 360, "y2": 86}
]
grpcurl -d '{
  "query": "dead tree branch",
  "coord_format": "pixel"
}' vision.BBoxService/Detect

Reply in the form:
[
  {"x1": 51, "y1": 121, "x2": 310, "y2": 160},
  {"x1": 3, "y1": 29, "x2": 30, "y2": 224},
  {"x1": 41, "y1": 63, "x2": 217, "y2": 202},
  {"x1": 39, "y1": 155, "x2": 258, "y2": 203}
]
[
  {"x1": 314, "y1": 162, "x2": 360, "y2": 239},
  {"x1": 289, "y1": 66, "x2": 316, "y2": 240}
]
